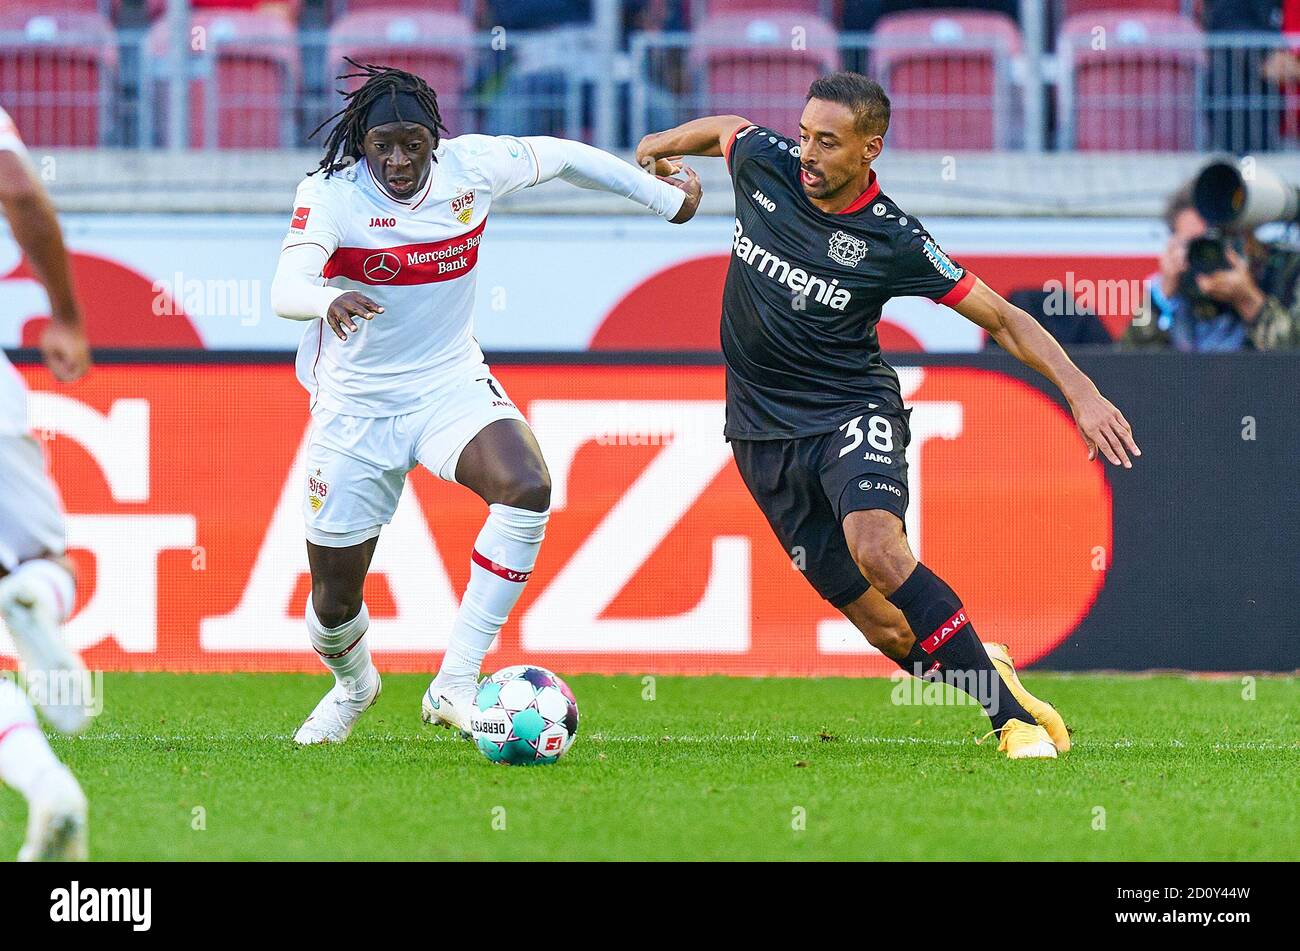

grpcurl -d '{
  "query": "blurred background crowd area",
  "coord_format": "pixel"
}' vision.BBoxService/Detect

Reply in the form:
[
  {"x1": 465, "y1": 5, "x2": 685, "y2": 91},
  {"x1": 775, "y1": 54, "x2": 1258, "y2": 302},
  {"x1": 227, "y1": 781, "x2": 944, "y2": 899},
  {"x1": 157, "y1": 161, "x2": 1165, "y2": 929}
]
[
  {"x1": 5, "y1": 1, "x2": 1300, "y2": 355},
  {"x1": 4, "y1": 0, "x2": 1300, "y2": 154}
]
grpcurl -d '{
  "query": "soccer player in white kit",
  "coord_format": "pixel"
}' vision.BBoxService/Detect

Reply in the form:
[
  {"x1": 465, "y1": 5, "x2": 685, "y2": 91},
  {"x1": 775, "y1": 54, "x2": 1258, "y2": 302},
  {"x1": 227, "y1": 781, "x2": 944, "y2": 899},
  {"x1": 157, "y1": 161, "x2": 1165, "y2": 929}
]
[
  {"x1": 271, "y1": 63, "x2": 701, "y2": 744},
  {"x1": 0, "y1": 105, "x2": 91, "y2": 859}
]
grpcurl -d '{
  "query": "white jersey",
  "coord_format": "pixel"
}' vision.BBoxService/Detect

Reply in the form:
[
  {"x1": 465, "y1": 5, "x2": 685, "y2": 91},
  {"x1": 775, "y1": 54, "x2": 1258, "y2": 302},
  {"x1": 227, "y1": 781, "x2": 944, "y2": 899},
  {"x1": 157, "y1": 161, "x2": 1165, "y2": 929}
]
[
  {"x1": 0, "y1": 106, "x2": 31, "y2": 435},
  {"x1": 282, "y1": 134, "x2": 548, "y2": 417}
]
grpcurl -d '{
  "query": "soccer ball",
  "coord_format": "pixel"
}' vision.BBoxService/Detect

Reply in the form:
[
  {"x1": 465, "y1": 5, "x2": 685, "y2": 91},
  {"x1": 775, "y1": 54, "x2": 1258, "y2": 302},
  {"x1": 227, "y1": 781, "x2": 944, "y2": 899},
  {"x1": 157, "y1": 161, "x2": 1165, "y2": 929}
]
[{"x1": 471, "y1": 666, "x2": 579, "y2": 765}]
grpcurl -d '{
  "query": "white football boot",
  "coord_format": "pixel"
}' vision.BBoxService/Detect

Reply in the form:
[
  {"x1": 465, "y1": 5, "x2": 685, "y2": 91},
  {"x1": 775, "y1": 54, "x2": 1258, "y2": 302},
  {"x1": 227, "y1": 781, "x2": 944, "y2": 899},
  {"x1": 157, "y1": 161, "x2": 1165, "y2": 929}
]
[
  {"x1": 293, "y1": 674, "x2": 382, "y2": 745},
  {"x1": 17, "y1": 765, "x2": 88, "y2": 862},
  {"x1": 420, "y1": 678, "x2": 477, "y2": 737},
  {"x1": 0, "y1": 571, "x2": 90, "y2": 735}
]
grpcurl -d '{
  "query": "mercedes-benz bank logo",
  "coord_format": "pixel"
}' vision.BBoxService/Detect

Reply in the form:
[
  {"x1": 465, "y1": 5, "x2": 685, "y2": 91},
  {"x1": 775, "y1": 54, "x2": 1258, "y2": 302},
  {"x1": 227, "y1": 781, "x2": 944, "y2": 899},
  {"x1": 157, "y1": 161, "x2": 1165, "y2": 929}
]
[{"x1": 363, "y1": 251, "x2": 401, "y2": 282}]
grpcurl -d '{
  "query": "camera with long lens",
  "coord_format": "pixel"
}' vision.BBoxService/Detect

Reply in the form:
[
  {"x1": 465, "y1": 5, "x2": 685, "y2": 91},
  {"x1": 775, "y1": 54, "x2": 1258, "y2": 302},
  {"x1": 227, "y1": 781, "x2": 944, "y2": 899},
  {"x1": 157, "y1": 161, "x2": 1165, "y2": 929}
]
[
  {"x1": 1179, "y1": 229, "x2": 1240, "y2": 320},
  {"x1": 1179, "y1": 158, "x2": 1300, "y2": 319}
]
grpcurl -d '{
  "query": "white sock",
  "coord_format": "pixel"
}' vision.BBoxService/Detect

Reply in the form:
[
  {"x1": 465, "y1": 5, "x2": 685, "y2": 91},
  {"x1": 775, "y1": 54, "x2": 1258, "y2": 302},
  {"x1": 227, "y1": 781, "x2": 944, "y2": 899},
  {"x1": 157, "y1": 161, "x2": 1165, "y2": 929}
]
[
  {"x1": 0, "y1": 678, "x2": 61, "y2": 800},
  {"x1": 305, "y1": 600, "x2": 376, "y2": 700},
  {"x1": 4, "y1": 558, "x2": 75, "y2": 623},
  {"x1": 438, "y1": 504, "x2": 549, "y2": 686}
]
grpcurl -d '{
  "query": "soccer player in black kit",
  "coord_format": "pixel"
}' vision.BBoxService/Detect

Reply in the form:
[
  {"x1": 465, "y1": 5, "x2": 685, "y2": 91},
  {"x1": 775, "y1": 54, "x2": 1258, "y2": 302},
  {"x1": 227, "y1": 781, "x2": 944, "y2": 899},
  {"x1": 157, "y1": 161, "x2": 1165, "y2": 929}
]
[{"x1": 637, "y1": 72, "x2": 1141, "y2": 759}]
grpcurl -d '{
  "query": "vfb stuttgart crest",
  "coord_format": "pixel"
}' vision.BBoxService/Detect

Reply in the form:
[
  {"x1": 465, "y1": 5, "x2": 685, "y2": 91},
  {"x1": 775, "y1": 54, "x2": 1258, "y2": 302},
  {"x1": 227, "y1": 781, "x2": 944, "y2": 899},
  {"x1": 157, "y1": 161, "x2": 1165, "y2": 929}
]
[
  {"x1": 451, "y1": 190, "x2": 476, "y2": 224},
  {"x1": 308, "y1": 469, "x2": 329, "y2": 513},
  {"x1": 828, "y1": 230, "x2": 869, "y2": 268}
]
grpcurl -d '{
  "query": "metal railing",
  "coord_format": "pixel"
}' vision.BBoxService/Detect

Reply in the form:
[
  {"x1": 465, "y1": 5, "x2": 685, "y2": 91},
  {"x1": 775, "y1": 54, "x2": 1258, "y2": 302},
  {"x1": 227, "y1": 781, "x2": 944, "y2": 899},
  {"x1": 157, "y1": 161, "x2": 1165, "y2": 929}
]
[
  {"x1": 3, "y1": 6, "x2": 1300, "y2": 154},
  {"x1": 0, "y1": 22, "x2": 599, "y2": 149},
  {"x1": 1201, "y1": 35, "x2": 1300, "y2": 154},
  {"x1": 630, "y1": 30, "x2": 1022, "y2": 150},
  {"x1": 1056, "y1": 32, "x2": 1300, "y2": 154},
  {"x1": 0, "y1": 22, "x2": 131, "y2": 148}
]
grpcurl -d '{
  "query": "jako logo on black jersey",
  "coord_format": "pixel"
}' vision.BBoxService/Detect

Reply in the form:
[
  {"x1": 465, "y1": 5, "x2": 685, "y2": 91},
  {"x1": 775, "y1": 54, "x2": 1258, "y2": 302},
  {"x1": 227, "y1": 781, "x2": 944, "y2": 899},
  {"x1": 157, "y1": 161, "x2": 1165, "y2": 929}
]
[
  {"x1": 751, "y1": 189, "x2": 776, "y2": 212},
  {"x1": 733, "y1": 219, "x2": 852, "y2": 311}
]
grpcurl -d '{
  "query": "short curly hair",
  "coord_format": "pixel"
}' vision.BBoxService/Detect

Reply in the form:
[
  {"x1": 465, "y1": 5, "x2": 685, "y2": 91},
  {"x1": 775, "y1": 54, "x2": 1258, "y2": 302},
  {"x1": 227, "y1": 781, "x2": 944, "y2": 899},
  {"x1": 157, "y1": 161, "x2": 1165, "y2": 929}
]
[{"x1": 807, "y1": 71, "x2": 891, "y2": 137}]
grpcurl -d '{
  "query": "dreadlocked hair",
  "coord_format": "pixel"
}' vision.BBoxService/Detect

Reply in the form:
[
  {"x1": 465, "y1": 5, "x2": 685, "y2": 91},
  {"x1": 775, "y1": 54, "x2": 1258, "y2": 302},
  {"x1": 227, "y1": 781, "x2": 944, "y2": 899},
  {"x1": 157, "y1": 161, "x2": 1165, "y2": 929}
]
[{"x1": 308, "y1": 57, "x2": 449, "y2": 177}]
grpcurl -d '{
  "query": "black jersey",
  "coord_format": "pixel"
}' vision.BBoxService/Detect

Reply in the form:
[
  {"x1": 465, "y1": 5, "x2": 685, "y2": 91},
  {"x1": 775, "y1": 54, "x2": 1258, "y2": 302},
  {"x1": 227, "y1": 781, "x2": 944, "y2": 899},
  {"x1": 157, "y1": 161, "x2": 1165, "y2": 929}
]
[{"x1": 720, "y1": 125, "x2": 975, "y2": 440}]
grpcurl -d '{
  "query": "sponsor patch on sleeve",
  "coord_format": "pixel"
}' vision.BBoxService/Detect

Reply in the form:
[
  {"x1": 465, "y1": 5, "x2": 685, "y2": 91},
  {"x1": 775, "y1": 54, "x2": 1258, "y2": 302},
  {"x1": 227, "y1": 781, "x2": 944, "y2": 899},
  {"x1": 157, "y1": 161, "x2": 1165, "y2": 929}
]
[
  {"x1": 922, "y1": 237, "x2": 963, "y2": 282},
  {"x1": 290, "y1": 206, "x2": 311, "y2": 231}
]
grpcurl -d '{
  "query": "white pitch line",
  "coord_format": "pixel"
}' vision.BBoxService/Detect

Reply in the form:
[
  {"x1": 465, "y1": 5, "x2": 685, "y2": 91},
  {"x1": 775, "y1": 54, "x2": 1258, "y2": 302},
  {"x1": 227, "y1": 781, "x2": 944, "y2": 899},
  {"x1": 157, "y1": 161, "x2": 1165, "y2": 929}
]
[{"x1": 61, "y1": 732, "x2": 1298, "y2": 752}]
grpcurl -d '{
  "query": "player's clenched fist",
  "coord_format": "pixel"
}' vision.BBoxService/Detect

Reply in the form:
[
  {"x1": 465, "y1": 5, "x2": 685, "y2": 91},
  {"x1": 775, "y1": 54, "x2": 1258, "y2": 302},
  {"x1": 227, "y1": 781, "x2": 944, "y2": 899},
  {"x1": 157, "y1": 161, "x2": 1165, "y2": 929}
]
[
  {"x1": 326, "y1": 291, "x2": 383, "y2": 341},
  {"x1": 637, "y1": 148, "x2": 702, "y2": 223},
  {"x1": 661, "y1": 164, "x2": 702, "y2": 224}
]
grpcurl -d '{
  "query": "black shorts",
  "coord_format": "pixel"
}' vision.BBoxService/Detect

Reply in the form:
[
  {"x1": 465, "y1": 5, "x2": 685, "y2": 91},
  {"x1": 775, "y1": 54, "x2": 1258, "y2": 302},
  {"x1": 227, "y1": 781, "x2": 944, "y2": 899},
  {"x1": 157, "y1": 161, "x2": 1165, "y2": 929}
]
[{"x1": 731, "y1": 405, "x2": 911, "y2": 608}]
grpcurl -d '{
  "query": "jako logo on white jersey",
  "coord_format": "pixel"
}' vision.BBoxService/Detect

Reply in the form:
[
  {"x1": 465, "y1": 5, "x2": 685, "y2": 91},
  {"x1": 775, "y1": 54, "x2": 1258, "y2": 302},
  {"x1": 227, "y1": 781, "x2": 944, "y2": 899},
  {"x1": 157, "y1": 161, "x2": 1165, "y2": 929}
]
[{"x1": 732, "y1": 219, "x2": 852, "y2": 311}]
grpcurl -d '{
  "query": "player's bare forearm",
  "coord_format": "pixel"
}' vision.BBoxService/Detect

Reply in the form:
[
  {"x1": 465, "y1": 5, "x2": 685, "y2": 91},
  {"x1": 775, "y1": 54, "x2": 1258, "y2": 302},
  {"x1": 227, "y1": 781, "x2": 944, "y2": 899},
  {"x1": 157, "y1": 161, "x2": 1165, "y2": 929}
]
[
  {"x1": 635, "y1": 115, "x2": 750, "y2": 170},
  {"x1": 996, "y1": 300, "x2": 1086, "y2": 395},
  {"x1": 954, "y1": 277, "x2": 1141, "y2": 467},
  {"x1": 0, "y1": 153, "x2": 81, "y2": 329},
  {"x1": 0, "y1": 150, "x2": 90, "y2": 381}
]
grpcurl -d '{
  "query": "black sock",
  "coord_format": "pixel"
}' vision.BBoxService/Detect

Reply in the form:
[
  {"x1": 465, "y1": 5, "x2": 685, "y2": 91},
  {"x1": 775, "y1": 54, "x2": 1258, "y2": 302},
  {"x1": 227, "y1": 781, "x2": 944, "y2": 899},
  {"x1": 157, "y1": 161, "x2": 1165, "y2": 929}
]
[
  {"x1": 886, "y1": 562, "x2": 1033, "y2": 730},
  {"x1": 890, "y1": 641, "x2": 939, "y2": 680}
]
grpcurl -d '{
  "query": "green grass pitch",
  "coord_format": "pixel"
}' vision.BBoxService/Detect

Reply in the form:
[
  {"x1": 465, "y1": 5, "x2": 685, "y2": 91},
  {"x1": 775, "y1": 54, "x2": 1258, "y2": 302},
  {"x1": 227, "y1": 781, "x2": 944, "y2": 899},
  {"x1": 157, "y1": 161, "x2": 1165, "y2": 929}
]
[{"x1": 1, "y1": 672, "x2": 1296, "y2": 860}]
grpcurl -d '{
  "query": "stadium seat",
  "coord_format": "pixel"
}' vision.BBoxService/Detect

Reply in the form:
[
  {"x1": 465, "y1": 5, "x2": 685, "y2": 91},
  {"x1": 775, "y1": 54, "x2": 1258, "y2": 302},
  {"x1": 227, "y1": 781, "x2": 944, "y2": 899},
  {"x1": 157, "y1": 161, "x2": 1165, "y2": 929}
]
[
  {"x1": 871, "y1": 11, "x2": 1022, "y2": 150},
  {"x1": 327, "y1": 10, "x2": 472, "y2": 133},
  {"x1": 0, "y1": 9, "x2": 118, "y2": 147},
  {"x1": 1058, "y1": 12, "x2": 1205, "y2": 151},
  {"x1": 5, "y1": 0, "x2": 106, "y2": 13},
  {"x1": 141, "y1": 0, "x2": 305, "y2": 21},
  {"x1": 689, "y1": 13, "x2": 838, "y2": 137},
  {"x1": 146, "y1": 10, "x2": 299, "y2": 147},
  {"x1": 1060, "y1": 0, "x2": 1184, "y2": 15},
  {"x1": 703, "y1": 0, "x2": 828, "y2": 14}
]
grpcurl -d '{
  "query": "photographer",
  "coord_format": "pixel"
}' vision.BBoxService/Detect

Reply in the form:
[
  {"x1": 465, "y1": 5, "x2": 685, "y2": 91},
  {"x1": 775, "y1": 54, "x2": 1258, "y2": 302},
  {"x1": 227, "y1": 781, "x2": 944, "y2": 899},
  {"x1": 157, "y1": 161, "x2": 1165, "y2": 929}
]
[{"x1": 1122, "y1": 185, "x2": 1300, "y2": 351}]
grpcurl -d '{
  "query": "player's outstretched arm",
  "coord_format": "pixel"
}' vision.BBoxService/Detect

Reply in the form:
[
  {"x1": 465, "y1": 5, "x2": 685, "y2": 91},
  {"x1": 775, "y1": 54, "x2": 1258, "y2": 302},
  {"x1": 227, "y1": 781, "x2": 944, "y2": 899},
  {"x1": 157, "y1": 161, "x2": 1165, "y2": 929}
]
[
  {"x1": 0, "y1": 150, "x2": 89, "y2": 382},
  {"x1": 520, "y1": 136, "x2": 702, "y2": 223},
  {"x1": 635, "y1": 115, "x2": 752, "y2": 174},
  {"x1": 954, "y1": 277, "x2": 1141, "y2": 468}
]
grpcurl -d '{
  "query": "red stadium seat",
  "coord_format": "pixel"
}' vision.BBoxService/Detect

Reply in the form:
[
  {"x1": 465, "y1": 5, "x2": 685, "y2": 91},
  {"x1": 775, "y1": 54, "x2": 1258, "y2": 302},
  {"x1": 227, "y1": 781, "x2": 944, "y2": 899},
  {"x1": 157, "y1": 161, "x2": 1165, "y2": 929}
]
[
  {"x1": 1058, "y1": 12, "x2": 1204, "y2": 151},
  {"x1": 327, "y1": 10, "x2": 473, "y2": 133},
  {"x1": 147, "y1": 10, "x2": 300, "y2": 147},
  {"x1": 872, "y1": 11, "x2": 1022, "y2": 150},
  {"x1": 5, "y1": 1, "x2": 105, "y2": 13},
  {"x1": 689, "y1": 13, "x2": 838, "y2": 137},
  {"x1": 0, "y1": 10, "x2": 117, "y2": 147},
  {"x1": 141, "y1": 0, "x2": 305, "y2": 21},
  {"x1": 705, "y1": 0, "x2": 826, "y2": 14},
  {"x1": 1060, "y1": 0, "x2": 1184, "y2": 15}
]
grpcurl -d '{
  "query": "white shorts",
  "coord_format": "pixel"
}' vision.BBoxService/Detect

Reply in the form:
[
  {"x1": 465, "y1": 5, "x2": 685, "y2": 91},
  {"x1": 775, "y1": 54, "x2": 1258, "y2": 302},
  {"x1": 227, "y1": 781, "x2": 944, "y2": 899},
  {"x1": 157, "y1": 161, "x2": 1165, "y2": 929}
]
[
  {"x1": 0, "y1": 434, "x2": 67, "y2": 573},
  {"x1": 303, "y1": 364, "x2": 526, "y2": 547}
]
